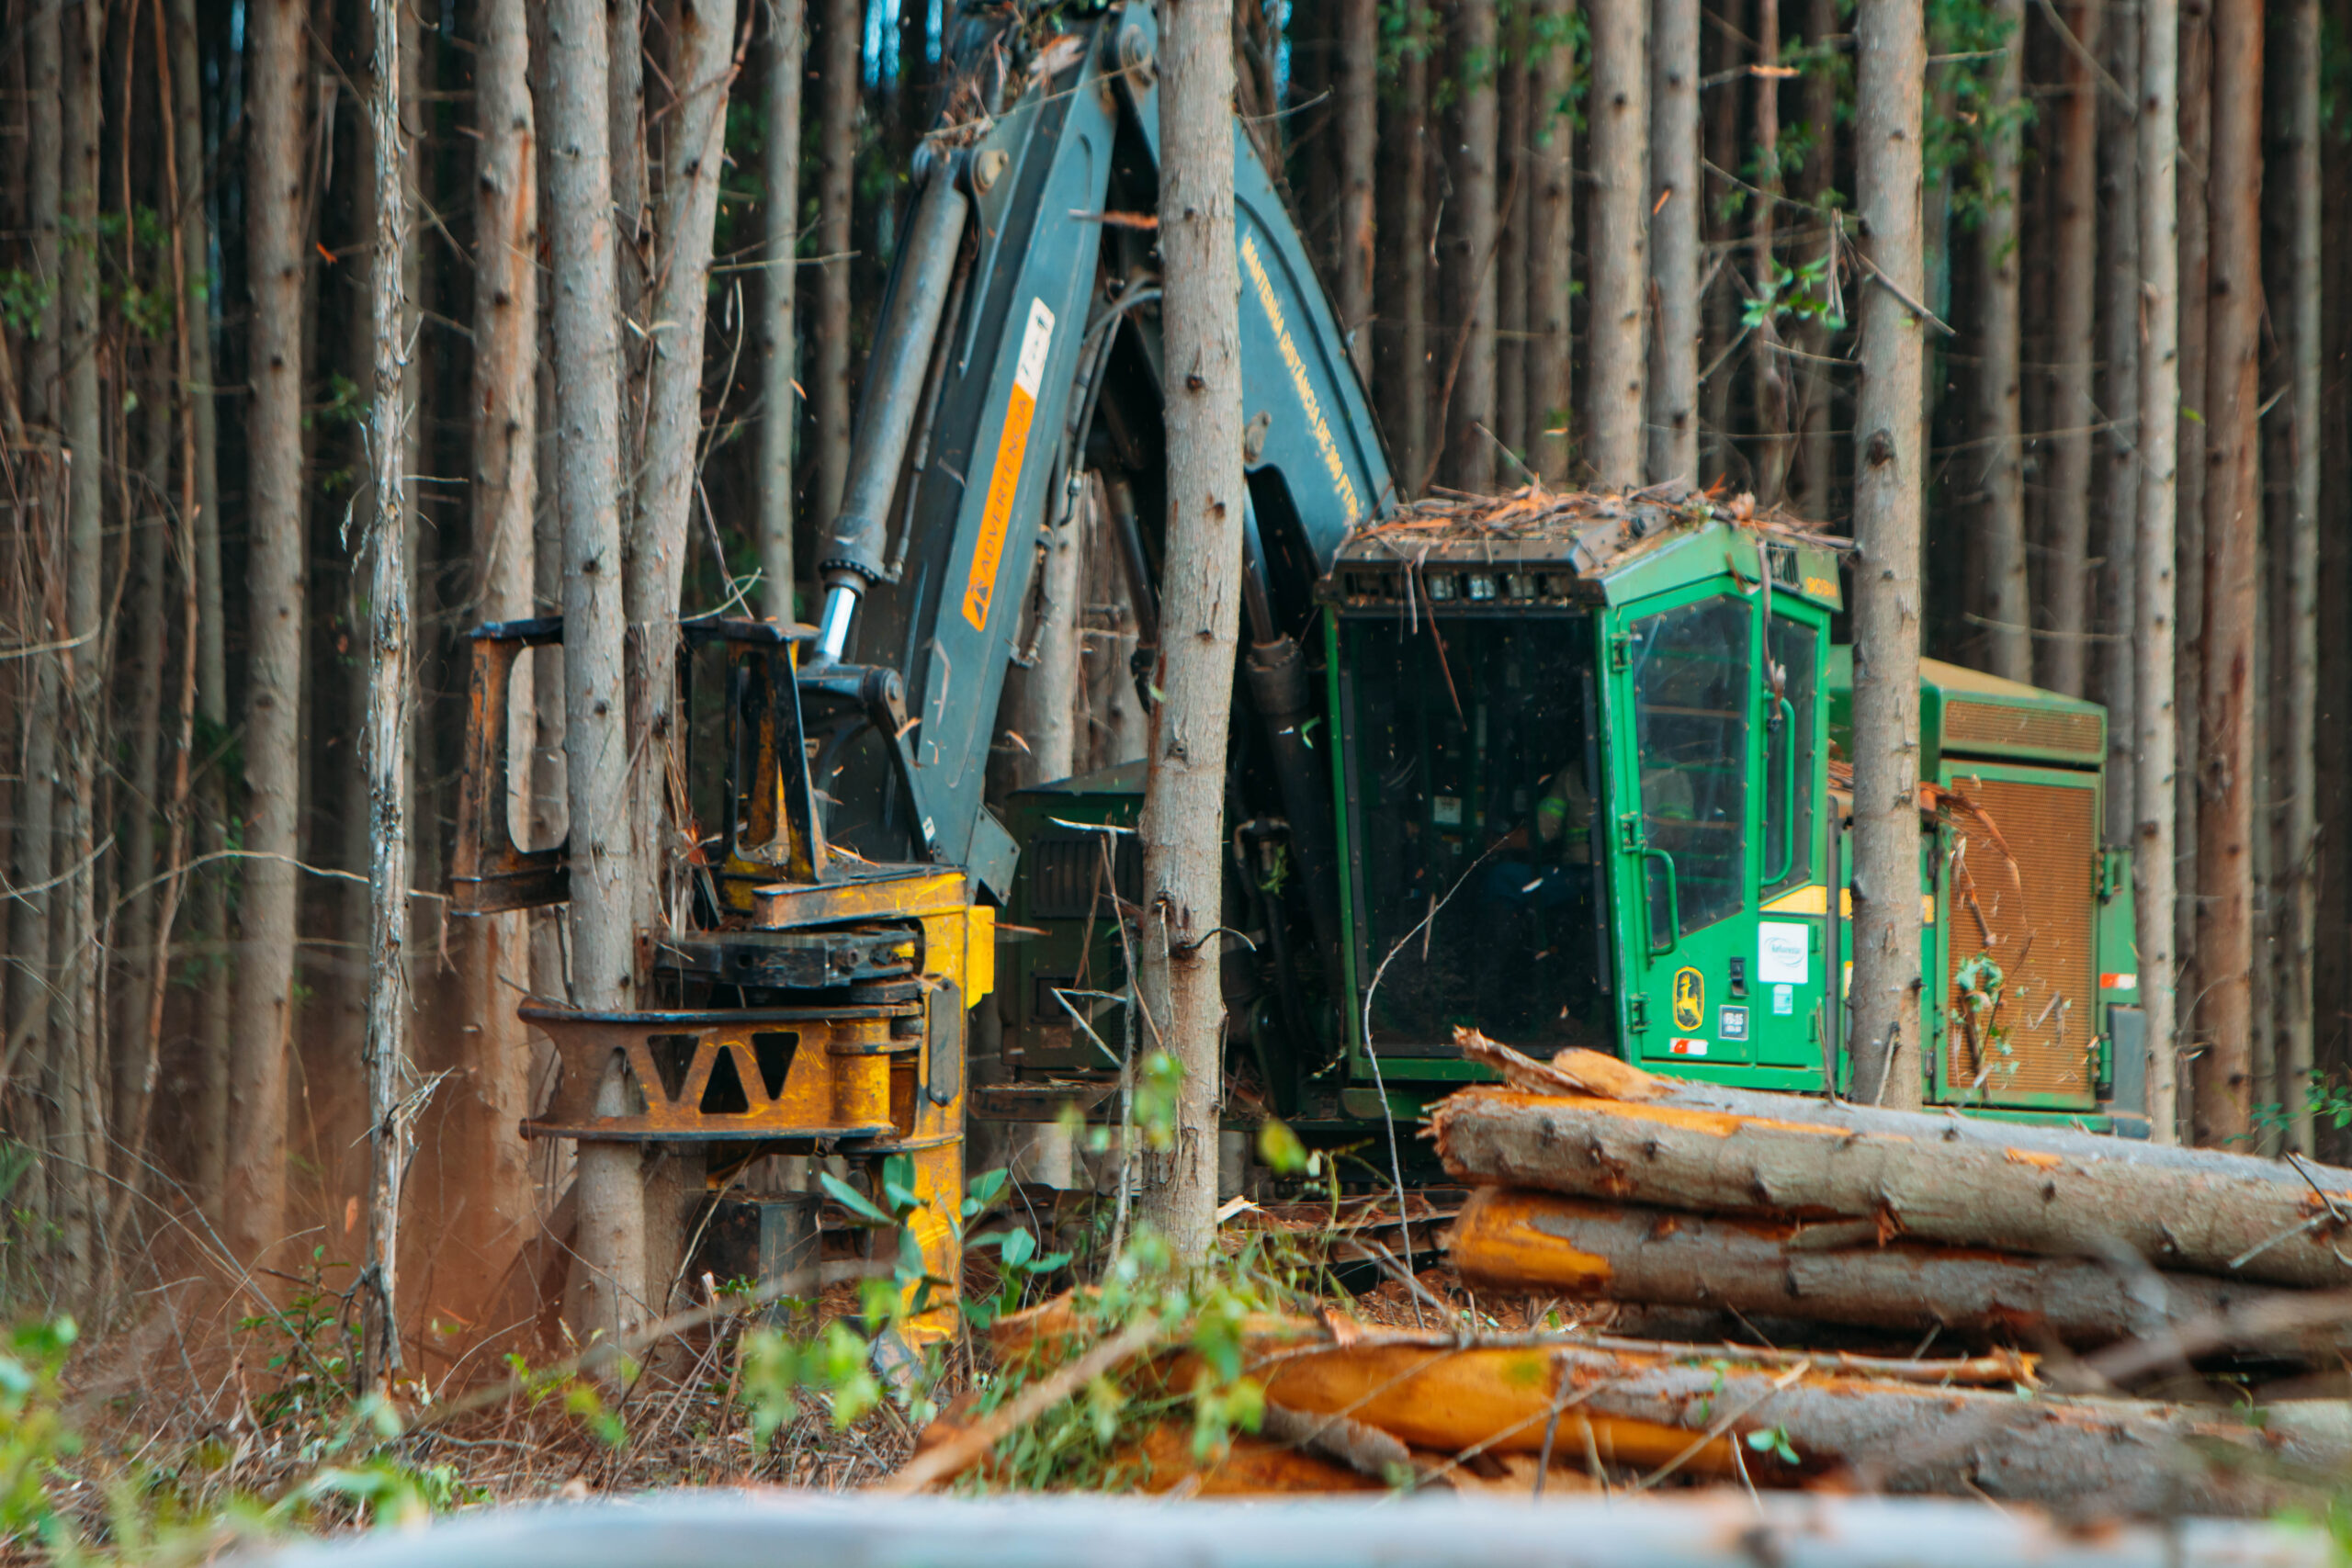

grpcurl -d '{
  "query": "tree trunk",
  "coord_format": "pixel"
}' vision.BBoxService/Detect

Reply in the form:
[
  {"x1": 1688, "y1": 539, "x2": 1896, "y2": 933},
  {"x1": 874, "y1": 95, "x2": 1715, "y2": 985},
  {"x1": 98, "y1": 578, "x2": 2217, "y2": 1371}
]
[
  {"x1": 628, "y1": 0, "x2": 737, "y2": 939},
  {"x1": 1333, "y1": 0, "x2": 1374, "y2": 381},
  {"x1": 811, "y1": 0, "x2": 857, "y2": 526},
  {"x1": 2136, "y1": 0, "x2": 2182, "y2": 1145},
  {"x1": 1586, "y1": 0, "x2": 1646, "y2": 486},
  {"x1": 456, "y1": 0, "x2": 544, "y2": 1338},
  {"x1": 1748, "y1": 0, "x2": 1792, "y2": 503},
  {"x1": 610, "y1": 0, "x2": 649, "y2": 495},
  {"x1": 1448, "y1": 1187, "x2": 2303, "y2": 1348},
  {"x1": 2097, "y1": 0, "x2": 2141, "y2": 845},
  {"x1": 1495, "y1": 44, "x2": 1528, "y2": 462},
  {"x1": 548, "y1": 0, "x2": 649, "y2": 1348},
  {"x1": 363, "y1": 0, "x2": 414, "y2": 1388},
  {"x1": 114, "y1": 412, "x2": 167, "y2": 1150},
  {"x1": 759, "y1": 0, "x2": 805, "y2": 622},
  {"x1": 1527, "y1": 0, "x2": 1576, "y2": 484},
  {"x1": 1136, "y1": 0, "x2": 1246, "y2": 1263},
  {"x1": 1976, "y1": 0, "x2": 2030, "y2": 685},
  {"x1": 2040, "y1": 0, "x2": 2102, "y2": 700},
  {"x1": 1845, "y1": 0, "x2": 1927, "y2": 1111},
  {"x1": 2191, "y1": 0, "x2": 2261, "y2": 1148},
  {"x1": 2265, "y1": 0, "x2": 2318, "y2": 1154},
  {"x1": 2173, "y1": 0, "x2": 2210, "y2": 1003},
  {"x1": 168, "y1": 0, "x2": 230, "y2": 1219},
  {"x1": 226, "y1": 0, "x2": 310, "y2": 1279},
  {"x1": 1647, "y1": 0, "x2": 1697, "y2": 484},
  {"x1": 1374, "y1": 17, "x2": 1428, "y2": 495},
  {"x1": 53, "y1": 0, "x2": 104, "y2": 1300},
  {"x1": 1445, "y1": 1, "x2": 1498, "y2": 492},
  {"x1": 1790, "y1": 0, "x2": 1838, "y2": 513},
  {"x1": 1429, "y1": 1084, "x2": 2352, "y2": 1287}
]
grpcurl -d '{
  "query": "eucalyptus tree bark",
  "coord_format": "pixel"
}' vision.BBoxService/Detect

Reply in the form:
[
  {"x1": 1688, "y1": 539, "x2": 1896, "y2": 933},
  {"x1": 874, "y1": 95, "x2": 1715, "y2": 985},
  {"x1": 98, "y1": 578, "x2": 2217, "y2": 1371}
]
[
  {"x1": 1975, "y1": 0, "x2": 2029, "y2": 685},
  {"x1": 170, "y1": 0, "x2": 231, "y2": 1215},
  {"x1": 2191, "y1": 0, "x2": 2261, "y2": 1149},
  {"x1": 6, "y1": 0, "x2": 60, "y2": 1228},
  {"x1": 1845, "y1": 0, "x2": 1927, "y2": 1111},
  {"x1": 1136, "y1": 0, "x2": 1246, "y2": 1263},
  {"x1": 759, "y1": 0, "x2": 805, "y2": 622},
  {"x1": 2173, "y1": 0, "x2": 2210, "y2": 988},
  {"x1": 1446, "y1": 1, "x2": 1498, "y2": 492},
  {"x1": 628, "y1": 0, "x2": 738, "y2": 940},
  {"x1": 459, "y1": 0, "x2": 543, "y2": 1303},
  {"x1": 1374, "y1": 18, "x2": 1429, "y2": 494},
  {"x1": 811, "y1": 0, "x2": 858, "y2": 525},
  {"x1": 53, "y1": 0, "x2": 104, "y2": 1292},
  {"x1": 1748, "y1": 0, "x2": 1792, "y2": 502},
  {"x1": 1791, "y1": 0, "x2": 1838, "y2": 511},
  {"x1": 1646, "y1": 0, "x2": 1697, "y2": 485},
  {"x1": 2041, "y1": 0, "x2": 2103, "y2": 700},
  {"x1": 227, "y1": 0, "x2": 310, "y2": 1274},
  {"x1": 2267, "y1": 0, "x2": 2319, "y2": 1153},
  {"x1": 1496, "y1": 49, "x2": 1528, "y2": 459},
  {"x1": 610, "y1": 0, "x2": 650, "y2": 487},
  {"x1": 1586, "y1": 0, "x2": 1646, "y2": 486},
  {"x1": 2136, "y1": 0, "x2": 2181, "y2": 1145},
  {"x1": 2098, "y1": 0, "x2": 2141, "y2": 844},
  {"x1": 363, "y1": 0, "x2": 416, "y2": 1386},
  {"x1": 548, "y1": 0, "x2": 649, "y2": 1348},
  {"x1": 115, "y1": 415, "x2": 167, "y2": 1148},
  {"x1": 1527, "y1": 0, "x2": 1575, "y2": 484},
  {"x1": 1334, "y1": 0, "x2": 1376, "y2": 380}
]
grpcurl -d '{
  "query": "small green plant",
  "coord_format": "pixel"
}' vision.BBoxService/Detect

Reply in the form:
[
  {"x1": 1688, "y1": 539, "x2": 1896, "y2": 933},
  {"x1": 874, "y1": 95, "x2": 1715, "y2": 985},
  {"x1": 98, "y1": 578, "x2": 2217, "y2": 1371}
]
[
  {"x1": 1746, "y1": 1425, "x2": 1801, "y2": 1466},
  {"x1": 236, "y1": 1249, "x2": 362, "y2": 1433}
]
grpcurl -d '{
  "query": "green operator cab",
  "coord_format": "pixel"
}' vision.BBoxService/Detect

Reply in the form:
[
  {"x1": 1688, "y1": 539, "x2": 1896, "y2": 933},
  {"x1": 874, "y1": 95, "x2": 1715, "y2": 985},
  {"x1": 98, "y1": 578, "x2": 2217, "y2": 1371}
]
[{"x1": 991, "y1": 495, "x2": 2148, "y2": 1160}]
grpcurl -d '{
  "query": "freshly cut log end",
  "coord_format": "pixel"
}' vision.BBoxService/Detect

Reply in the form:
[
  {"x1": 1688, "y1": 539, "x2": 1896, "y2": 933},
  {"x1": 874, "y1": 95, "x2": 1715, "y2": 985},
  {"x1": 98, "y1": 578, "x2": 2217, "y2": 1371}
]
[{"x1": 1448, "y1": 1187, "x2": 2305, "y2": 1348}]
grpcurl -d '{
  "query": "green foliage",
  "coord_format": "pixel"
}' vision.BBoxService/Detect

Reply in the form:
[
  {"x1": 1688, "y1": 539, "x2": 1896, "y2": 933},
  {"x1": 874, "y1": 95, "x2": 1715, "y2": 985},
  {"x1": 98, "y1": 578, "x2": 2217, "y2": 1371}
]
[
  {"x1": 1741, "y1": 256, "x2": 1846, "y2": 333},
  {"x1": 2249, "y1": 1073, "x2": 2352, "y2": 1144},
  {"x1": 235, "y1": 1251, "x2": 362, "y2": 1434},
  {"x1": 0, "y1": 271, "x2": 55, "y2": 340},
  {"x1": 1746, "y1": 1425, "x2": 1800, "y2": 1465},
  {"x1": 1950, "y1": 952, "x2": 2017, "y2": 1099}
]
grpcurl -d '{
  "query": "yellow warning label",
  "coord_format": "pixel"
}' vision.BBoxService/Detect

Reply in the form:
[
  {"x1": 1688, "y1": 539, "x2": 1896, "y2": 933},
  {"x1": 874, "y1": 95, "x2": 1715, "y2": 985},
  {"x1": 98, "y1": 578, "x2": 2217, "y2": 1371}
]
[
  {"x1": 962, "y1": 299, "x2": 1057, "y2": 630},
  {"x1": 1671, "y1": 967, "x2": 1704, "y2": 1032}
]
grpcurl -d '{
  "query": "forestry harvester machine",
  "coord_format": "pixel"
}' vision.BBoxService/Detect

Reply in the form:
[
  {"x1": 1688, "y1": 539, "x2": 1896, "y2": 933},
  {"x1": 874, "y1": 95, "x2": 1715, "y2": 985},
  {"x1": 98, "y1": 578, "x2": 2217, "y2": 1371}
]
[{"x1": 453, "y1": 0, "x2": 2146, "y2": 1324}]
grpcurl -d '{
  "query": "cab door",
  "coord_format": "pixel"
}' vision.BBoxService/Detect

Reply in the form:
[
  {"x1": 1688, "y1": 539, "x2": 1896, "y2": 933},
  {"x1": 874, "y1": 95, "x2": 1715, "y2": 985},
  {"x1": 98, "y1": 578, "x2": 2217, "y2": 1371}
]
[
  {"x1": 1602, "y1": 587, "x2": 1760, "y2": 1069},
  {"x1": 1750, "y1": 606, "x2": 1831, "y2": 1077}
]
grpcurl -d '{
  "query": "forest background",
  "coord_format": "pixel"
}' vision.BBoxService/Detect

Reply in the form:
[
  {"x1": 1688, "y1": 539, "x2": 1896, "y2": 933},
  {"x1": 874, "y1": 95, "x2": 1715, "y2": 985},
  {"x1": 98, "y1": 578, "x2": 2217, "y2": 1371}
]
[{"x1": 0, "y1": 0, "x2": 2327, "y2": 1370}]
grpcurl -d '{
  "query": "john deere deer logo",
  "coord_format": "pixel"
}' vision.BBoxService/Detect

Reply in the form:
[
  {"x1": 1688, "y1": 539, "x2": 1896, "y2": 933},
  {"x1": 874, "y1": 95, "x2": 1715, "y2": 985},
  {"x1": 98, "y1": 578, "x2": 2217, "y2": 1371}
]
[{"x1": 1671, "y1": 967, "x2": 1704, "y2": 1032}]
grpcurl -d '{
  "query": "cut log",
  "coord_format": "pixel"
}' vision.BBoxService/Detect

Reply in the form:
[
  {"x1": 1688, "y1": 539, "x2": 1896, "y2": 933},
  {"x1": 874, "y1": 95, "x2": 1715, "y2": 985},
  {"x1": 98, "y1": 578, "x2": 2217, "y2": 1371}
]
[
  {"x1": 1461, "y1": 1031, "x2": 2350, "y2": 1188},
  {"x1": 1449, "y1": 1188, "x2": 2308, "y2": 1348},
  {"x1": 1429, "y1": 1082, "x2": 2352, "y2": 1288},
  {"x1": 1545, "y1": 1342, "x2": 2352, "y2": 1517}
]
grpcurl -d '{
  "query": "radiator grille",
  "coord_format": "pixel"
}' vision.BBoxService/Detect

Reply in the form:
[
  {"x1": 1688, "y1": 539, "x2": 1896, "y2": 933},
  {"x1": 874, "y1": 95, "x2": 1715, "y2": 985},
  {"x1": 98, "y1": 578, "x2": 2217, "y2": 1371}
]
[
  {"x1": 1943, "y1": 776, "x2": 2098, "y2": 1105},
  {"x1": 1023, "y1": 833, "x2": 1141, "y2": 920},
  {"x1": 1942, "y1": 698, "x2": 2103, "y2": 762}
]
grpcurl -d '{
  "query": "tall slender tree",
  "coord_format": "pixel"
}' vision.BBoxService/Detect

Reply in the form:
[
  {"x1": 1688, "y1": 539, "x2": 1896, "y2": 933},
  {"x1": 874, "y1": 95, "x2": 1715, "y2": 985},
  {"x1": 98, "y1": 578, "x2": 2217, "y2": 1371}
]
[
  {"x1": 1334, "y1": 0, "x2": 1376, "y2": 379},
  {"x1": 759, "y1": 0, "x2": 805, "y2": 621},
  {"x1": 1846, "y1": 0, "x2": 1928, "y2": 1110},
  {"x1": 1527, "y1": 0, "x2": 1576, "y2": 483},
  {"x1": 2267, "y1": 0, "x2": 2319, "y2": 1154},
  {"x1": 548, "y1": 0, "x2": 647, "y2": 1346},
  {"x1": 226, "y1": 0, "x2": 310, "y2": 1276},
  {"x1": 1749, "y1": 0, "x2": 1792, "y2": 502},
  {"x1": 1649, "y1": 0, "x2": 1698, "y2": 483},
  {"x1": 362, "y1": 0, "x2": 415, "y2": 1388},
  {"x1": 1375, "y1": 11, "x2": 1429, "y2": 495},
  {"x1": 811, "y1": 0, "x2": 858, "y2": 526},
  {"x1": 1447, "y1": 0, "x2": 1498, "y2": 491},
  {"x1": 458, "y1": 0, "x2": 543, "y2": 1311},
  {"x1": 1588, "y1": 0, "x2": 1647, "y2": 485},
  {"x1": 2174, "y1": 0, "x2": 2211, "y2": 988},
  {"x1": 1136, "y1": 0, "x2": 1247, "y2": 1260},
  {"x1": 1976, "y1": 0, "x2": 2030, "y2": 684},
  {"x1": 2191, "y1": 0, "x2": 2262, "y2": 1148},
  {"x1": 2137, "y1": 0, "x2": 2181, "y2": 1144},
  {"x1": 2041, "y1": 0, "x2": 2103, "y2": 699}
]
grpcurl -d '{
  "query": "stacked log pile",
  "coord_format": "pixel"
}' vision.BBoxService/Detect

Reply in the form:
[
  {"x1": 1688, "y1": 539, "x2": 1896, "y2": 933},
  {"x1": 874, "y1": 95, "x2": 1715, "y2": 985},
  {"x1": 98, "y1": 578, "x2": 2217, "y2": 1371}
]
[{"x1": 910, "y1": 1030, "x2": 2352, "y2": 1513}]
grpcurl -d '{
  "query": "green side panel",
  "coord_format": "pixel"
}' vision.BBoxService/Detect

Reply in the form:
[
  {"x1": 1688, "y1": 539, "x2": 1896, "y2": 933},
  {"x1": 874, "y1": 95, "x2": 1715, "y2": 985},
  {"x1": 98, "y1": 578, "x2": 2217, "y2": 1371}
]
[{"x1": 1000, "y1": 765, "x2": 1146, "y2": 1077}]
